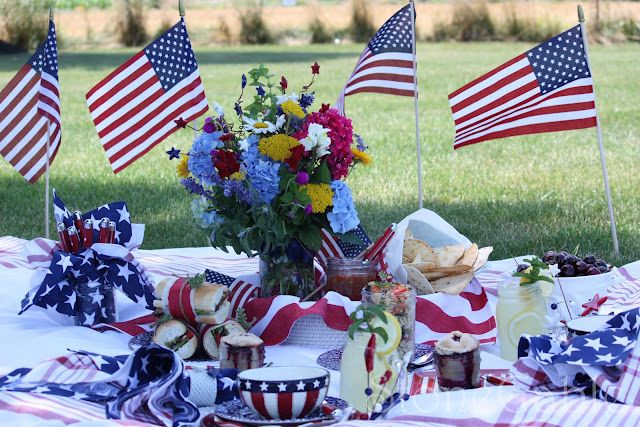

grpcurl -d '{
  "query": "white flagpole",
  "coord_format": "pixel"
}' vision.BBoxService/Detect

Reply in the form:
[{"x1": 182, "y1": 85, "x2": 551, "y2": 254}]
[
  {"x1": 409, "y1": 0, "x2": 423, "y2": 209},
  {"x1": 44, "y1": 7, "x2": 54, "y2": 239},
  {"x1": 45, "y1": 120, "x2": 51, "y2": 239},
  {"x1": 578, "y1": 4, "x2": 620, "y2": 256}
]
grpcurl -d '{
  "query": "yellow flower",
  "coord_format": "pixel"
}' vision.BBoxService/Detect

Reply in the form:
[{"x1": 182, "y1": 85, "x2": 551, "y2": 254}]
[
  {"x1": 302, "y1": 183, "x2": 334, "y2": 214},
  {"x1": 351, "y1": 148, "x2": 372, "y2": 166},
  {"x1": 176, "y1": 155, "x2": 190, "y2": 178},
  {"x1": 280, "y1": 100, "x2": 306, "y2": 119},
  {"x1": 229, "y1": 171, "x2": 245, "y2": 181},
  {"x1": 258, "y1": 134, "x2": 300, "y2": 162}
]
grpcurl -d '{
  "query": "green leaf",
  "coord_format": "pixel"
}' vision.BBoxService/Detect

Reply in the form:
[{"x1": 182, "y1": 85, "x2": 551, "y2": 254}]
[
  {"x1": 297, "y1": 225, "x2": 322, "y2": 252},
  {"x1": 372, "y1": 327, "x2": 389, "y2": 343},
  {"x1": 187, "y1": 273, "x2": 205, "y2": 289},
  {"x1": 310, "y1": 161, "x2": 331, "y2": 184},
  {"x1": 368, "y1": 305, "x2": 388, "y2": 324}
]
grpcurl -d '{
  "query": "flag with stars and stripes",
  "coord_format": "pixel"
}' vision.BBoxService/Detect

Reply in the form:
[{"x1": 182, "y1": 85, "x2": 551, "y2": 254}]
[
  {"x1": 204, "y1": 269, "x2": 260, "y2": 318},
  {"x1": 449, "y1": 25, "x2": 597, "y2": 149},
  {"x1": 335, "y1": 3, "x2": 416, "y2": 115},
  {"x1": 0, "y1": 19, "x2": 61, "y2": 183},
  {"x1": 20, "y1": 192, "x2": 155, "y2": 323},
  {"x1": 512, "y1": 308, "x2": 640, "y2": 405},
  {"x1": 316, "y1": 226, "x2": 372, "y2": 271},
  {"x1": 86, "y1": 18, "x2": 208, "y2": 174},
  {"x1": 0, "y1": 345, "x2": 199, "y2": 426}
]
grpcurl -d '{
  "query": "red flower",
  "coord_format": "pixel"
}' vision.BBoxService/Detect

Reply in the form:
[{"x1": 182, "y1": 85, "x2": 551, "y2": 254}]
[
  {"x1": 280, "y1": 76, "x2": 288, "y2": 91},
  {"x1": 212, "y1": 150, "x2": 240, "y2": 179},
  {"x1": 319, "y1": 103, "x2": 330, "y2": 113},
  {"x1": 311, "y1": 62, "x2": 320, "y2": 75},
  {"x1": 219, "y1": 132, "x2": 235, "y2": 142},
  {"x1": 365, "y1": 334, "x2": 376, "y2": 373},
  {"x1": 286, "y1": 144, "x2": 305, "y2": 171}
]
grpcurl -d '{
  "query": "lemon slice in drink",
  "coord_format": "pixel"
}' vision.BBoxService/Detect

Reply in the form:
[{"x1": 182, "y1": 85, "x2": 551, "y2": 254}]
[
  {"x1": 371, "y1": 312, "x2": 402, "y2": 356},
  {"x1": 508, "y1": 312, "x2": 545, "y2": 347}
]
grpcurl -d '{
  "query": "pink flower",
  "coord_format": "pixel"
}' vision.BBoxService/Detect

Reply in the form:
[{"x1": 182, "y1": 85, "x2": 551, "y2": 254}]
[
  {"x1": 294, "y1": 107, "x2": 354, "y2": 180},
  {"x1": 304, "y1": 203, "x2": 313, "y2": 215}
]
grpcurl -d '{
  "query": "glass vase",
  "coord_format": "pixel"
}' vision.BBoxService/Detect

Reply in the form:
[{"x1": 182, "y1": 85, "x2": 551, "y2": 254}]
[
  {"x1": 74, "y1": 281, "x2": 116, "y2": 327},
  {"x1": 259, "y1": 254, "x2": 316, "y2": 299}
]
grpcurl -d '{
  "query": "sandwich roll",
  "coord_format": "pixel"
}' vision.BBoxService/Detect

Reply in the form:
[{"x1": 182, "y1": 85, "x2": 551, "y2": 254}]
[
  {"x1": 153, "y1": 319, "x2": 199, "y2": 360},
  {"x1": 154, "y1": 277, "x2": 230, "y2": 325},
  {"x1": 200, "y1": 320, "x2": 246, "y2": 359}
]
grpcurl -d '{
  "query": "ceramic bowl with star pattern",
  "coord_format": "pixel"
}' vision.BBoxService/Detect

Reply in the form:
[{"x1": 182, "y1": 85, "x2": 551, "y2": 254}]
[{"x1": 237, "y1": 366, "x2": 329, "y2": 420}]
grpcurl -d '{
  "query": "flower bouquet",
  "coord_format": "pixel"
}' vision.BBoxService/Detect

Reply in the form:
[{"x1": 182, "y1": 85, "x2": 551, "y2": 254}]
[{"x1": 173, "y1": 63, "x2": 371, "y2": 298}]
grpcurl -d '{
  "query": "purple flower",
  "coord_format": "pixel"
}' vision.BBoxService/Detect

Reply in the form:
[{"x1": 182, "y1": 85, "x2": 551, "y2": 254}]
[
  {"x1": 203, "y1": 117, "x2": 216, "y2": 133},
  {"x1": 234, "y1": 103, "x2": 242, "y2": 116},
  {"x1": 299, "y1": 93, "x2": 315, "y2": 109},
  {"x1": 295, "y1": 171, "x2": 309, "y2": 185},
  {"x1": 256, "y1": 86, "x2": 266, "y2": 97},
  {"x1": 304, "y1": 203, "x2": 313, "y2": 215},
  {"x1": 241, "y1": 74, "x2": 247, "y2": 89}
]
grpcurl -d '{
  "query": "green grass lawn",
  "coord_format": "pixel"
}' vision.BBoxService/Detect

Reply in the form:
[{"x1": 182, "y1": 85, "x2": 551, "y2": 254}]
[{"x1": 1, "y1": 42, "x2": 639, "y2": 265}]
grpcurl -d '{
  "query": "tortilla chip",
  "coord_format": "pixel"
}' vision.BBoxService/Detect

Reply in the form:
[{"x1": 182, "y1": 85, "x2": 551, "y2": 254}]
[
  {"x1": 423, "y1": 271, "x2": 449, "y2": 280},
  {"x1": 420, "y1": 264, "x2": 473, "y2": 275},
  {"x1": 402, "y1": 261, "x2": 436, "y2": 273},
  {"x1": 434, "y1": 245, "x2": 465, "y2": 267},
  {"x1": 404, "y1": 265, "x2": 434, "y2": 295},
  {"x1": 458, "y1": 243, "x2": 479, "y2": 267},
  {"x1": 473, "y1": 246, "x2": 493, "y2": 272},
  {"x1": 403, "y1": 239, "x2": 437, "y2": 264},
  {"x1": 404, "y1": 229, "x2": 414, "y2": 240},
  {"x1": 431, "y1": 271, "x2": 474, "y2": 295}
]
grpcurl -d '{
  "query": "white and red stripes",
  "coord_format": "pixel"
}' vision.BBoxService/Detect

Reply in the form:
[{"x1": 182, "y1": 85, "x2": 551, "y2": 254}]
[{"x1": 449, "y1": 55, "x2": 596, "y2": 149}]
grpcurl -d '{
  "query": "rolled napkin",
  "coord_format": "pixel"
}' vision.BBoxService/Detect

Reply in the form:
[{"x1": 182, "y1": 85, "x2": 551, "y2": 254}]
[
  {"x1": 154, "y1": 277, "x2": 230, "y2": 325},
  {"x1": 512, "y1": 307, "x2": 640, "y2": 404},
  {"x1": 0, "y1": 344, "x2": 199, "y2": 426}
]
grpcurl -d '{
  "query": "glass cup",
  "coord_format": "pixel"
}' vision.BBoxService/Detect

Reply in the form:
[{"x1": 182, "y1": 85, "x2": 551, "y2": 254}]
[
  {"x1": 326, "y1": 258, "x2": 378, "y2": 301},
  {"x1": 74, "y1": 281, "x2": 116, "y2": 327}
]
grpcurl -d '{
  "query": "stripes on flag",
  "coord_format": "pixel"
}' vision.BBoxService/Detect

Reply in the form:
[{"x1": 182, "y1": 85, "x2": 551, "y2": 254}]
[
  {"x1": 0, "y1": 20, "x2": 60, "y2": 183},
  {"x1": 86, "y1": 19, "x2": 208, "y2": 173},
  {"x1": 336, "y1": 4, "x2": 416, "y2": 114},
  {"x1": 449, "y1": 25, "x2": 597, "y2": 149}
]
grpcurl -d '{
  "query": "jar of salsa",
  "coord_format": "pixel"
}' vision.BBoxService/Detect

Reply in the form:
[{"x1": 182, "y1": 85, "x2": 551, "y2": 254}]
[{"x1": 326, "y1": 258, "x2": 378, "y2": 301}]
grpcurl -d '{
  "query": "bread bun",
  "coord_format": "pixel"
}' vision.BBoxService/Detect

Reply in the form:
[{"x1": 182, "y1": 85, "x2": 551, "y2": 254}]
[
  {"x1": 200, "y1": 320, "x2": 246, "y2": 359},
  {"x1": 154, "y1": 278, "x2": 230, "y2": 325},
  {"x1": 153, "y1": 319, "x2": 198, "y2": 359}
]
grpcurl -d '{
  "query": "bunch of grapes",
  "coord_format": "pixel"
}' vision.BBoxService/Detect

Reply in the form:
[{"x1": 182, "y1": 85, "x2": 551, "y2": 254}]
[{"x1": 542, "y1": 251, "x2": 612, "y2": 277}]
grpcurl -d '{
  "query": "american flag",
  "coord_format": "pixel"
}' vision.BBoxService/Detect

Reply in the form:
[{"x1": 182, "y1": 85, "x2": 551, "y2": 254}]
[
  {"x1": 512, "y1": 308, "x2": 640, "y2": 405},
  {"x1": 316, "y1": 225, "x2": 372, "y2": 271},
  {"x1": 86, "y1": 18, "x2": 208, "y2": 174},
  {"x1": 449, "y1": 25, "x2": 597, "y2": 149},
  {"x1": 0, "y1": 345, "x2": 199, "y2": 426},
  {"x1": 0, "y1": 20, "x2": 61, "y2": 183},
  {"x1": 204, "y1": 269, "x2": 259, "y2": 317},
  {"x1": 335, "y1": 4, "x2": 416, "y2": 115}
]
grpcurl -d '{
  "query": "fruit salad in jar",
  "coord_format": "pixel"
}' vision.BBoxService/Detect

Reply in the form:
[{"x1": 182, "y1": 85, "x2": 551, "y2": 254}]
[{"x1": 361, "y1": 281, "x2": 416, "y2": 360}]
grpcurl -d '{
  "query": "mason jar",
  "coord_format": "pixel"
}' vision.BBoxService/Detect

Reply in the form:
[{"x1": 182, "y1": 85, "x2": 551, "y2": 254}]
[
  {"x1": 361, "y1": 285, "x2": 416, "y2": 361},
  {"x1": 326, "y1": 258, "x2": 378, "y2": 301},
  {"x1": 496, "y1": 278, "x2": 547, "y2": 361},
  {"x1": 74, "y1": 281, "x2": 116, "y2": 327}
]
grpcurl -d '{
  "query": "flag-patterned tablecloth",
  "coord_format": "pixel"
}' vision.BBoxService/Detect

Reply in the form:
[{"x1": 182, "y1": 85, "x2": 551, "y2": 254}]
[{"x1": 3, "y1": 236, "x2": 640, "y2": 426}]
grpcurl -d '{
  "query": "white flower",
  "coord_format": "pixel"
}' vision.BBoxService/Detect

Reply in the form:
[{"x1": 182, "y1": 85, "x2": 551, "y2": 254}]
[
  {"x1": 213, "y1": 102, "x2": 224, "y2": 116},
  {"x1": 242, "y1": 116, "x2": 276, "y2": 134},
  {"x1": 238, "y1": 138, "x2": 250, "y2": 152},
  {"x1": 300, "y1": 123, "x2": 331, "y2": 157},
  {"x1": 275, "y1": 92, "x2": 299, "y2": 105},
  {"x1": 275, "y1": 114, "x2": 286, "y2": 129}
]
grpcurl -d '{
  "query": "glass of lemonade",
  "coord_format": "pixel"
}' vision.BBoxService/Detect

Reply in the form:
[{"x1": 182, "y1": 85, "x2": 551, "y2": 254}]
[{"x1": 496, "y1": 277, "x2": 547, "y2": 361}]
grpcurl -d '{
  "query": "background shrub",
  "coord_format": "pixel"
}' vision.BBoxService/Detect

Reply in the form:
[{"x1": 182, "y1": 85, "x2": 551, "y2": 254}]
[
  {"x1": 239, "y1": 8, "x2": 273, "y2": 44},
  {"x1": 115, "y1": 0, "x2": 147, "y2": 47},
  {"x1": 350, "y1": 0, "x2": 376, "y2": 43},
  {"x1": 0, "y1": 0, "x2": 51, "y2": 51},
  {"x1": 309, "y1": 18, "x2": 332, "y2": 44}
]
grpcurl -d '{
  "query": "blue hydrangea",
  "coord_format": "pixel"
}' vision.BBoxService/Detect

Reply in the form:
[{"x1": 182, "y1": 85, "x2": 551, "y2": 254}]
[
  {"x1": 221, "y1": 179, "x2": 254, "y2": 204},
  {"x1": 242, "y1": 141, "x2": 281, "y2": 205},
  {"x1": 191, "y1": 197, "x2": 223, "y2": 228},
  {"x1": 188, "y1": 131, "x2": 223, "y2": 185},
  {"x1": 327, "y1": 180, "x2": 360, "y2": 234}
]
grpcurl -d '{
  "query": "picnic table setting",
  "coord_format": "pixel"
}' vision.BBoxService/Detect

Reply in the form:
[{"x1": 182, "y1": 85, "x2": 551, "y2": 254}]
[{"x1": 1, "y1": 1, "x2": 638, "y2": 426}]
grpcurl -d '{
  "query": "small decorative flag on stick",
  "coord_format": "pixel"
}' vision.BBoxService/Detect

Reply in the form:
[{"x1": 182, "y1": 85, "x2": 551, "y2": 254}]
[
  {"x1": 449, "y1": 25, "x2": 597, "y2": 149},
  {"x1": 86, "y1": 18, "x2": 208, "y2": 173},
  {"x1": 335, "y1": 3, "x2": 416, "y2": 115},
  {"x1": 0, "y1": 20, "x2": 60, "y2": 183}
]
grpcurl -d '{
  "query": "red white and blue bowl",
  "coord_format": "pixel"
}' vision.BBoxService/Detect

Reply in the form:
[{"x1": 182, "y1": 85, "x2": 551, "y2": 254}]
[{"x1": 237, "y1": 366, "x2": 330, "y2": 420}]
